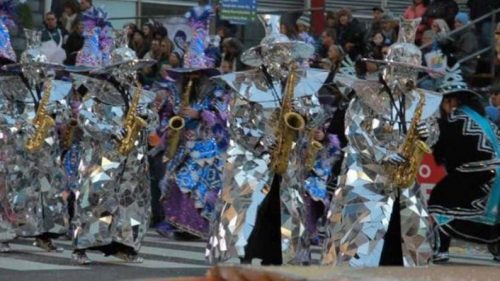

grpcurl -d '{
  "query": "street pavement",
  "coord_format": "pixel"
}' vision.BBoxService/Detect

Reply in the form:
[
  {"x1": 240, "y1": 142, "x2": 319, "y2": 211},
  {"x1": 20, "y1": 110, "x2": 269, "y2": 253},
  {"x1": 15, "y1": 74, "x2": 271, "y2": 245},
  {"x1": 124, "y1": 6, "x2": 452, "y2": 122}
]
[{"x1": 0, "y1": 231, "x2": 498, "y2": 281}]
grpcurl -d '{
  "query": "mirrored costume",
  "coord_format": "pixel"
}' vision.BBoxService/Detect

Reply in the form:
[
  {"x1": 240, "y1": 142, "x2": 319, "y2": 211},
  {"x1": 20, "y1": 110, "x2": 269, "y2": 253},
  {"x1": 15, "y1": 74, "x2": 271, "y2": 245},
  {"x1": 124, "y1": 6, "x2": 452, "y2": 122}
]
[
  {"x1": 322, "y1": 19, "x2": 442, "y2": 267},
  {"x1": 76, "y1": 4, "x2": 113, "y2": 67},
  {"x1": 0, "y1": 29, "x2": 72, "y2": 251},
  {"x1": 70, "y1": 33, "x2": 157, "y2": 263},
  {"x1": 207, "y1": 15, "x2": 333, "y2": 265}
]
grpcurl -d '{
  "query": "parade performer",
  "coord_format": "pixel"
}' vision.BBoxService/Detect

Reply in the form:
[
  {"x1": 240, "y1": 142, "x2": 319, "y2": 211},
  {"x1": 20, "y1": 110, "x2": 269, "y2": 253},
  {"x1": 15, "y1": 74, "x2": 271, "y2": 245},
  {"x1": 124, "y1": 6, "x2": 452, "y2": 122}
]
[
  {"x1": 428, "y1": 65, "x2": 500, "y2": 263},
  {"x1": 70, "y1": 30, "x2": 157, "y2": 264},
  {"x1": 1, "y1": 29, "x2": 72, "y2": 253},
  {"x1": 207, "y1": 15, "x2": 334, "y2": 265},
  {"x1": 75, "y1": 0, "x2": 113, "y2": 67},
  {"x1": 183, "y1": 0, "x2": 214, "y2": 68},
  {"x1": 322, "y1": 18, "x2": 443, "y2": 267},
  {"x1": 0, "y1": 0, "x2": 16, "y2": 64},
  {"x1": 153, "y1": 68, "x2": 229, "y2": 239}
]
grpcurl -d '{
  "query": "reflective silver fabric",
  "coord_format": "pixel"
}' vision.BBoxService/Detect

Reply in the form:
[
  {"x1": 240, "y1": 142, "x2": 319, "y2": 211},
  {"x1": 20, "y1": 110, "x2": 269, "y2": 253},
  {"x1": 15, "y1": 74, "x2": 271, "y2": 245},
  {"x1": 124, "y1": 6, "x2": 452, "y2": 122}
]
[
  {"x1": 71, "y1": 77, "x2": 157, "y2": 251},
  {"x1": 321, "y1": 76, "x2": 441, "y2": 267},
  {"x1": 207, "y1": 68, "x2": 331, "y2": 264},
  {"x1": 0, "y1": 79, "x2": 71, "y2": 240}
]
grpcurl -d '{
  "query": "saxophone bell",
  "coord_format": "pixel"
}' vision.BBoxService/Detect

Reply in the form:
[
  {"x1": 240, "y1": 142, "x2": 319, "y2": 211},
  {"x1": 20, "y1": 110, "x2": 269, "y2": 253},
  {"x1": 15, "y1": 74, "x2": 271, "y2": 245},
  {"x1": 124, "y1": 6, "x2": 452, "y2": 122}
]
[
  {"x1": 305, "y1": 139, "x2": 324, "y2": 171},
  {"x1": 284, "y1": 112, "x2": 305, "y2": 132}
]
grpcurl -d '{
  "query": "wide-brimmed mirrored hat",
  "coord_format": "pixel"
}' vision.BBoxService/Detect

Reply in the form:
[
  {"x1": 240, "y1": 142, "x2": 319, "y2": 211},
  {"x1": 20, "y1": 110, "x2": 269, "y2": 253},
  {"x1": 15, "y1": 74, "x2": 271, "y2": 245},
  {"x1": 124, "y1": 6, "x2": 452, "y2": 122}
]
[{"x1": 240, "y1": 14, "x2": 314, "y2": 67}]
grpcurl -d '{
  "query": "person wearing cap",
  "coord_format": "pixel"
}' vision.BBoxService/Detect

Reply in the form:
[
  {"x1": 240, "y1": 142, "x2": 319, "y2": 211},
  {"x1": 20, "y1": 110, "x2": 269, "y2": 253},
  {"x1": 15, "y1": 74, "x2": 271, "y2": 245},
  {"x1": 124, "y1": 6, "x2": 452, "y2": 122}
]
[
  {"x1": 452, "y1": 12, "x2": 479, "y2": 78},
  {"x1": 296, "y1": 12, "x2": 315, "y2": 46},
  {"x1": 428, "y1": 67, "x2": 500, "y2": 263},
  {"x1": 486, "y1": 80, "x2": 500, "y2": 127}
]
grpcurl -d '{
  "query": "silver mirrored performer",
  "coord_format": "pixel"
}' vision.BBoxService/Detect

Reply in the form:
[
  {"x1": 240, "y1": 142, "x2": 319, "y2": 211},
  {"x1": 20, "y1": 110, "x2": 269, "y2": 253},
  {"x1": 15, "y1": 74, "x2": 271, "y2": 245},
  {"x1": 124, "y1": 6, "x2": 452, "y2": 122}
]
[
  {"x1": 207, "y1": 15, "x2": 336, "y2": 265},
  {"x1": 68, "y1": 30, "x2": 157, "y2": 263},
  {"x1": 0, "y1": 28, "x2": 72, "y2": 252},
  {"x1": 321, "y1": 18, "x2": 443, "y2": 267}
]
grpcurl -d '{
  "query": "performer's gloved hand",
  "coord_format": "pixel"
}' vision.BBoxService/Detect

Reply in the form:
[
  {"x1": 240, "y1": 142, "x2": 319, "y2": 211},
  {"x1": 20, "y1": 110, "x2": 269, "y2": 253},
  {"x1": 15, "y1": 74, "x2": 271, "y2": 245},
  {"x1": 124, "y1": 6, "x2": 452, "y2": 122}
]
[
  {"x1": 113, "y1": 128, "x2": 127, "y2": 142},
  {"x1": 416, "y1": 121, "x2": 430, "y2": 140},
  {"x1": 383, "y1": 152, "x2": 407, "y2": 165}
]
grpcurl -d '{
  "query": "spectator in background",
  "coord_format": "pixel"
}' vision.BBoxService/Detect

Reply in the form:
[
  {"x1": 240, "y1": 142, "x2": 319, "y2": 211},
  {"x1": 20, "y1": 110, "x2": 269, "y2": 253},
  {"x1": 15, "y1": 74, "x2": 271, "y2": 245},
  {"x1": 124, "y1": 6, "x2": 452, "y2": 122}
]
[
  {"x1": 144, "y1": 38, "x2": 162, "y2": 61},
  {"x1": 404, "y1": 0, "x2": 430, "y2": 44},
  {"x1": 485, "y1": 80, "x2": 500, "y2": 127},
  {"x1": 364, "y1": 32, "x2": 386, "y2": 73},
  {"x1": 325, "y1": 11, "x2": 337, "y2": 29},
  {"x1": 131, "y1": 30, "x2": 149, "y2": 59},
  {"x1": 42, "y1": 12, "x2": 65, "y2": 46},
  {"x1": 296, "y1": 12, "x2": 315, "y2": 46},
  {"x1": 154, "y1": 26, "x2": 168, "y2": 40},
  {"x1": 60, "y1": 0, "x2": 79, "y2": 33},
  {"x1": 452, "y1": 12, "x2": 479, "y2": 78},
  {"x1": 365, "y1": 7, "x2": 384, "y2": 43},
  {"x1": 168, "y1": 50, "x2": 183, "y2": 68},
  {"x1": 280, "y1": 22, "x2": 298, "y2": 40},
  {"x1": 221, "y1": 37, "x2": 243, "y2": 71},
  {"x1": 423, "y1": 0, "x2": 458, "y2": 31},
  {"x1": 335, "y1": 8, "x2": 365, "y2": 60},
  {"x1": 380, "y1": 14, "x2": 398, "y2": 46},
  {"x1": 404, "y1": 0, "x2": 429, "y2": 19},
  {"x1": 142, "y1": 23, "x2": 155, "y2": 46},
  {"x1": 318, "y1": 28, "x2": 336, "y2": 60},
  {"x1": 124, "y1": 23, "x2": 139, "y2": 47},
  {"x1": 143, "y1": 38, "x2": 163, "y2": 85},
  {"x1": 157, "y1": 38, "x2": 174, "y2": 70},
  {"x1": 430, "y1": 19, "x2": 454, "y2": 57},
  {"x1": 64, "y1": 20, "x2": 84, "y2": 65},
  {"x1": 467, "y1": 0, "x2": 500, "y2": 50}
]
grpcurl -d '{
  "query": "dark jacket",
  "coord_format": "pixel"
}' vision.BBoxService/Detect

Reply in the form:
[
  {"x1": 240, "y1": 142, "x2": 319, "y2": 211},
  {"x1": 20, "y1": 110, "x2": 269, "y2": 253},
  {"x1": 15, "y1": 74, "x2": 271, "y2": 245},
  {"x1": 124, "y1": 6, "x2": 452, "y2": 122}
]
[
  {"x1": 423, "y1": 0, "x2": 459, "y2": 30},
  {"x1": 64, "y1": 31, "x2": 84, "y2": 65},
  {"x1": 335, "y1": 19, "x2": 365, "y2": 60}
]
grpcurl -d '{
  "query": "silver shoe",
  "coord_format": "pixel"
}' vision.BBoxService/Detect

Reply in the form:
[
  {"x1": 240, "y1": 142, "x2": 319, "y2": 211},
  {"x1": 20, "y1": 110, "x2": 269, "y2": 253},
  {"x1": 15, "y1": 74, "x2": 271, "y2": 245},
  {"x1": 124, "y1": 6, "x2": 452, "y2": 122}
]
[
  {"x1": 33, "y1": 238, "x2": 64, "y2": 253},
  {"x1": 0, "y1": 242, "x2": 11, "y2": 253},
  {"x1": 72, "y1": 251, "x2": 92, "y2": 265},
  {"x1": 114, "y1": 252, "x2": 144, "y2": 263}
]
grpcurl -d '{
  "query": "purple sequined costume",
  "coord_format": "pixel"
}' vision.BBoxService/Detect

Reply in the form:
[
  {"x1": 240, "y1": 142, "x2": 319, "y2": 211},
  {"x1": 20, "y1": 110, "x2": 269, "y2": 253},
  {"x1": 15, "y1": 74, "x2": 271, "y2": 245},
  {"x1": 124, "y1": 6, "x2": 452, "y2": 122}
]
[
  {"x1": 157, "y1": 77, "x2": 229, "y2": 238},
  {"x1": 183, "y1": 4, "x2": 214, "y2": 68},
  {"x1": 0, "y1": 4, "x2": 16, "y2": 63},
  {"x1": 76, "y1": 6, "x2": 113, "y2": 67}
]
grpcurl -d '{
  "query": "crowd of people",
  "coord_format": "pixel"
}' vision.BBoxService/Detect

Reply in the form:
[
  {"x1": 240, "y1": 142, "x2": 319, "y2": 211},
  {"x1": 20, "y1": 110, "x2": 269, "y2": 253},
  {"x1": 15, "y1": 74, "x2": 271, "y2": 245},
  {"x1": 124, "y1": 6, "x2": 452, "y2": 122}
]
[{"x1": 0, "y1": 0, "x2": 500, "y2": 270}]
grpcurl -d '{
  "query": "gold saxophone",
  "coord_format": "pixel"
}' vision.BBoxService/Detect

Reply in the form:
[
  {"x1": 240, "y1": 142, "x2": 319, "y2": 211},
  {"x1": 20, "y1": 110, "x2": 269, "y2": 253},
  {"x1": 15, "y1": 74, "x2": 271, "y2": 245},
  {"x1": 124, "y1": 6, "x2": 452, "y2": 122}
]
[
  {"x1": 305, "y1": 131, "x2": 324, "y2": 171},
  {"x1": 117, "y1": 82, "x2": 148, "y2": 155},
  {"x1": 62, "y1": 119, "x2": 78, "y2": 150},
  {"x1": 164, "y1": 78, "x2": 193, "y2": 161},
  {"x1": 390, "y1": 89, "x2": 432, "y2": 188},
  {"x1": 271, "y1": 65, "x2": 306, "y2": 175},
  {"x1": 25, "y1": 81, "x2": 56, "y2": 152}
]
